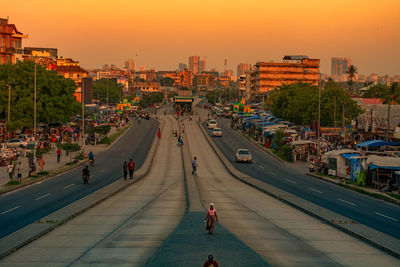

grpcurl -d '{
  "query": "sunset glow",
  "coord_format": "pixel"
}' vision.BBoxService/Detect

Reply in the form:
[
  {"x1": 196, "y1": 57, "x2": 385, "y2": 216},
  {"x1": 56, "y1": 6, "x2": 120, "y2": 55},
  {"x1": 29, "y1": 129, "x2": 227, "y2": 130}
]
[{"x1": 3, "y1": 0, "x2": 400, "y2": 74}]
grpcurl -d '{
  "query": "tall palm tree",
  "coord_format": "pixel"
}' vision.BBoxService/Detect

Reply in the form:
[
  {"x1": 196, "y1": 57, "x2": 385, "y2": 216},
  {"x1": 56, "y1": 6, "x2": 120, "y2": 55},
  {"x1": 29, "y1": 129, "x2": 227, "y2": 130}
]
[
  {"x1": 346, "y1": 65, "x2": 358, "y2": 95},
  {"x1": 383, "y1": 82, "x2": 400, "y2": 140}
]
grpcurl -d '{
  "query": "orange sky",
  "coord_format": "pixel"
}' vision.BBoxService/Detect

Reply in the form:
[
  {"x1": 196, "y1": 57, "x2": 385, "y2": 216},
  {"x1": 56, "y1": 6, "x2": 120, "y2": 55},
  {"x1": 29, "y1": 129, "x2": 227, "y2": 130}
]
[{"x1": 3, "y1": 0, "x2": 400, "y2": 75}]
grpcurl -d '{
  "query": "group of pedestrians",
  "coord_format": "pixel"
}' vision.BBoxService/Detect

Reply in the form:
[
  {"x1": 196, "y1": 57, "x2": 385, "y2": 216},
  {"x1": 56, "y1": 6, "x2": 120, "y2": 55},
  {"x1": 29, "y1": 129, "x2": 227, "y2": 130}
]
[{"x1": 122, "y1": 159, "x2": 135, "y2": 180}]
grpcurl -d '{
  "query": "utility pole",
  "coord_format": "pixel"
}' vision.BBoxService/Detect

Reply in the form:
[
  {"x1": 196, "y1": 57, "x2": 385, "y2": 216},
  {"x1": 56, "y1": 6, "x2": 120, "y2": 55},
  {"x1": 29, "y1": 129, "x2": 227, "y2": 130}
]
[
  {"x1": 8, "y1": 84, "x2": 11, "y2": 122},
  {"x1": 334, "y1": 96, "x2": 336, "y2": 133},
  {"x1": 33, "y1": 64, "x2": 37, "y2": 162},
  {"x1": 82, "y1": 85, "x2": 85, "y2": 151},
  {"x1": 342, "y1": 102, "x2": 345, "y2": 138},
  {"x1": 317, "y1": 74, "x2": 321, "y2": 172},
  {"x1": 106, "y1": 77, "x2": 109, "y2": 106}
]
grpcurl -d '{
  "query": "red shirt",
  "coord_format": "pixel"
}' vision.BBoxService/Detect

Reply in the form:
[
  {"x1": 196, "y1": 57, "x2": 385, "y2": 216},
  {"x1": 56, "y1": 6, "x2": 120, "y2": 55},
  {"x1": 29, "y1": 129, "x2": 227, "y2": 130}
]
[
  {"x1": 128, "y1": 161, "x2": 135, "y2": 171},
  {"x1": 204, "y1": 260, "x2": 219, "y2": 267}
]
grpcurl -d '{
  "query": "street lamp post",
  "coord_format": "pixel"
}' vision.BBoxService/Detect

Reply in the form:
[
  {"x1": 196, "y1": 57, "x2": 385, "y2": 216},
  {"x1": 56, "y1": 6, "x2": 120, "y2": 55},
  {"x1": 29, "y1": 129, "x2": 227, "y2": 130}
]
[
  {"x1": 317, "y1": 74, "x2": 322, "y2": 172},
  {"x1": 33, "y1": 64, "x2": 37, "y2": 162},
  {"x1": 82, "y1": 85, "x2": 85, "y2": 151}
]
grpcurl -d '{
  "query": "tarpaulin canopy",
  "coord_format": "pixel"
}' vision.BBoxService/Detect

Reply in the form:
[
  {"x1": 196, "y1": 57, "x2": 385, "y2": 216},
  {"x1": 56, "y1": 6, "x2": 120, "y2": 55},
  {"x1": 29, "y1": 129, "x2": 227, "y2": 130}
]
[
  {"x1": 370, "y1": 165, "x2": 400, "y2": 171},
  {"x1": 341, "y1": 153, "x2": 360, "y2": 159},
  {"x1": 357, "y1": 140, "x2": 400, "y2": 147}
]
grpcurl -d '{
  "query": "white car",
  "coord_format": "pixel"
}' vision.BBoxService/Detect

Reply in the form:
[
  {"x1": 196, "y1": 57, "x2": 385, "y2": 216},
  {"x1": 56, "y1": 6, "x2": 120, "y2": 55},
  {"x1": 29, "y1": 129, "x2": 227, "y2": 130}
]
[
  {"x1": 6, "y1": 138, "x2": 28, "y2": 148},
  {"x1": 212, "y1": 128, "x2": 222, "y2": 137},
  {"x1": 235, "y1": 148, "x2": 252, "y2": 163},
  {"x1": 208, "y1": 120, "x2": 217, "y2": 129}
]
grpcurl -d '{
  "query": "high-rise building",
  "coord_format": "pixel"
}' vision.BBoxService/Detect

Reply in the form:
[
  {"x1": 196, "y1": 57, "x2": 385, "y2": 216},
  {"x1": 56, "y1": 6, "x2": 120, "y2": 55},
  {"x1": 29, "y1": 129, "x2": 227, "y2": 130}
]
[
  {"x1": 237, "y1": 63, "x2": 251, "y2": 77},
  {"x1": 248, "y1": 55, "x2": 320, "y2": 95},
  {"x1": 124, "y1": 59, "x2": 136, "y2": 72},
  {"x1": 224, "y1": 69, "x2": 233, "y2": 78},
  {"x1": 179, "y1": 63, "x2": 187, "y2": 71},
  {"x1": 200, "y1": 59, "x2": 206, "y2": 72},
  {"x1": 189, "y1": 56, "x2": 200, "y2": 74},
  {"x1": 331, "y1": 57, "x2": 351, "y2": 77},
  {"x1": 0, "y1": 18, "x2": 27, "y2": 64}
]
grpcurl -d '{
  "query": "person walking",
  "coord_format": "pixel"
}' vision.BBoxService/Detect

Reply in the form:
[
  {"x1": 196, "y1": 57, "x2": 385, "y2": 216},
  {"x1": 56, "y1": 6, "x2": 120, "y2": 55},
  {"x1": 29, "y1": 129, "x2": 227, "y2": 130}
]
[
  {"x1": 16, "y1": 162, "x2": 22, "y2": 183},
  {"x1": 123, "y1": 161, "x2": 128, "y2": 180},
  {"x1": 128, "y1": 159, "x2": 135, "y2": 179},
  {"x1": 39, "y1": 156, "x2": 45, "y2": 172},
  {"x1": 157, "y1": 128, "x2": 161, "y2": 138},
  {"x1": 203, "y1": 255, "x2": 219, "y2": 267},
  {"x1": 57, "y1": 147, "x2": 61, "y2": 163},
  {"x1": 205, "y1": 203, "x2": 218, "y2": 235},
  {"x1": 7, "y1": 162, "x2": 13, "y2": 180},
  {"x1": 192, "y1": 156, "x2": 198, "y2": 175}
]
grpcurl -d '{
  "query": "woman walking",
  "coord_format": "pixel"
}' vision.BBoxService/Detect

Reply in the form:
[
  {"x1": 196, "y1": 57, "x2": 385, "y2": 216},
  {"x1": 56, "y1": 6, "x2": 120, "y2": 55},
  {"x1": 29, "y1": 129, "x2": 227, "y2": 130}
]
[{"x1": 205, "y1": 203, "x2": 218, "y2": 235}]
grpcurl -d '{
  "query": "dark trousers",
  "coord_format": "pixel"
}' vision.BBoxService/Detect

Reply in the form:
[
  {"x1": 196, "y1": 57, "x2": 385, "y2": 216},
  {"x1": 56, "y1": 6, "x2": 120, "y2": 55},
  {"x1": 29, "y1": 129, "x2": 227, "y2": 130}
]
[
  {"x1": 129, "y1": 170, "x2": 134, "y2": 179},
  {"x1": 123, "y1": 170, "x2": 127, "y2": 180},
  {"x1": 57, "y1": 155, "x2": 60, "y2": 162}
]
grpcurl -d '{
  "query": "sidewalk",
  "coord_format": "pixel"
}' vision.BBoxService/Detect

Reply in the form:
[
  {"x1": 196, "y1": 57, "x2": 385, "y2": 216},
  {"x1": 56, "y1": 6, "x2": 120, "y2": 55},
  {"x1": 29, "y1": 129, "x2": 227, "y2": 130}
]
[{"x1": 0, "y1": 123, "x2": 128, "y2": 188}]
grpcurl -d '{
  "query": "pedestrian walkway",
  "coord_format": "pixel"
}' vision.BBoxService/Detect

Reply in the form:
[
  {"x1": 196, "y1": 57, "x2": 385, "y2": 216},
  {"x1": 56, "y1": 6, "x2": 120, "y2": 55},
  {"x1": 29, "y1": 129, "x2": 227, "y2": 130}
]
[{"x1": 186, "y1": 99, "x2": 399, "y2": 266}]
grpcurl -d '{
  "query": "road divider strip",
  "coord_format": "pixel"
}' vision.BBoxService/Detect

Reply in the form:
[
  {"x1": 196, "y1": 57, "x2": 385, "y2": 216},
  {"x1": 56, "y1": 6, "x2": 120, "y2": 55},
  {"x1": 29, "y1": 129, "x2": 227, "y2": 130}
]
[
  {"x1": 0, "y1": 119, "x2": 163, "y2": 260},
  {"x1": 198, "y1": 121, "x2": 400, "y2": 259}
]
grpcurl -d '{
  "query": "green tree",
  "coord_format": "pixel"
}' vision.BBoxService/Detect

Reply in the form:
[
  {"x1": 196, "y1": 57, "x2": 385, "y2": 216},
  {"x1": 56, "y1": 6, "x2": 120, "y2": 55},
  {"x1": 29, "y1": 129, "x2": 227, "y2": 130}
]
[
  {"x1": 0, "y1": 61, "x2": 78, "y2": 130},
  {"x1": 92, "y1": 79, "x2": 123, "y2": 104},
  {"x1": 269, "y1": 82, "x2": 362, "y2": 127},
  {"x1": 382, "y1": 82, "x2": 400, "y2": 140},
  {"x1": 363, "y1": 84, "x2": 388, "y2": 99},
  {"x1": 346, "y1": 65, "x2": 358, "y2": 95}
]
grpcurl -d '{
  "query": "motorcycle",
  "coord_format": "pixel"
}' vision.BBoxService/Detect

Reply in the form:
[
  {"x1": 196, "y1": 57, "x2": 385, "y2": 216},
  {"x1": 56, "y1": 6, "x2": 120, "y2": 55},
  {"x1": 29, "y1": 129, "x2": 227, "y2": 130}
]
[
  {"x1": 82, "y1": 173, "x2": 89, "y2": 184},
  {"x1": 89, "y1": 158, "x2": 94, "y2": 166}
]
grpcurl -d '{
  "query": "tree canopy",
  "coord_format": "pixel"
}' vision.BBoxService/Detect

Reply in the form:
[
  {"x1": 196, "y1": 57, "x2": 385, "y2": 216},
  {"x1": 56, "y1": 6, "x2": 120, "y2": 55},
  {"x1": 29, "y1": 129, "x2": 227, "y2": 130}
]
[
  {"x1": 92, "y1": 78, "x2": 123, "y2": 104},
  {"x1": 268, "y1": 82, "x2": 362, "y2": 126},
  {"x1": 0, "y1": 61, "x2": 78, "y2": 129}
]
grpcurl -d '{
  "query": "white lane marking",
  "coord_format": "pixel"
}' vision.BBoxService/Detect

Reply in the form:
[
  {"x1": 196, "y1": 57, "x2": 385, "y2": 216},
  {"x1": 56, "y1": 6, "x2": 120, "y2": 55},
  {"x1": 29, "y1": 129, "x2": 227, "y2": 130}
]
[
  {"x1": 309, "y1": 187, "x2": 323, "y2": 194},
  {"x1": 286, "y1": 178, "x2": 297, "y2": 184},
  {"x1": 100, "y1": 169, "x2": 105, "y2": 173},
  {"x1": 338, "y1": 198, "x2": 356, "y2": 206},
  {"x1": 1, "y1": 206, "x2": 20, "y2": 214},
  {"x1": 63, "y1": 184, "x2": 75, "y2": 189},
  {"x1": 259, "y1": 165, "x2": 264, "y2": 169},
  {"x1": 36, "y1": 193, "x2": 50, "y2": 200},
  {"x1": 269, "y1": 171, "x2": 276, "y2": 176},
  {"x1": 121, "y1": 153, "x2": 126, "y2": 156},
  {"x1": 375, "y1": 212, "x2": 398, "y2": 222}
]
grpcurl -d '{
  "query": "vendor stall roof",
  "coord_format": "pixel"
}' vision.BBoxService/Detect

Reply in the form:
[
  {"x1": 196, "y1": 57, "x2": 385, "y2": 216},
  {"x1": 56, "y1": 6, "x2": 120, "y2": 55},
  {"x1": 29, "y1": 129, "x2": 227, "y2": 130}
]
[
  {"x1": 341, "y1": 153, "x2": 360, "y2": 159},
  {"x1": 366, "y1": 155, "x2": 400, "y2": 169},
  {"x1": 357, "y1": 140, "x2": 400, "y2": 147},
  {"x1": 291, "y1": 140, "x2": 315, "y2": 146}
]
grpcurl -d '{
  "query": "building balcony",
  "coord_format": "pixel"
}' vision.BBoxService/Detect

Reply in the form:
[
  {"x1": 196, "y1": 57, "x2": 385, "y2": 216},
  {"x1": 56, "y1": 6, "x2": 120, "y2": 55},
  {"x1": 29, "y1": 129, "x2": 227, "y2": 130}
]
[{"x1": 0, "y1": 46, "x2": 23, "y2": 54}]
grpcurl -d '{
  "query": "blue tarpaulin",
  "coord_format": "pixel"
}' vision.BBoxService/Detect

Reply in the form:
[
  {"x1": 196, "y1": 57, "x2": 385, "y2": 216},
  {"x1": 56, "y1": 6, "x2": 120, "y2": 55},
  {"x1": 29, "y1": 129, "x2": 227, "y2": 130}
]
[
  {"x1": 357, "y1": 140, "x2": 400, "y2": 147},
  {"x1": 341, "y1": 153, "x2": 360, "y2": 159}
]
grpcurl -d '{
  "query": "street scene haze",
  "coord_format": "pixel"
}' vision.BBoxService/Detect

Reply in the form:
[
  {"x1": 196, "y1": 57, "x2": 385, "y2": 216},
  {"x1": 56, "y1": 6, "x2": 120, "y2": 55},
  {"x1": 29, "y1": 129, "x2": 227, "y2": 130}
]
[{"x1": 0, "y1": 0, "x2": 400, "y2": 266}]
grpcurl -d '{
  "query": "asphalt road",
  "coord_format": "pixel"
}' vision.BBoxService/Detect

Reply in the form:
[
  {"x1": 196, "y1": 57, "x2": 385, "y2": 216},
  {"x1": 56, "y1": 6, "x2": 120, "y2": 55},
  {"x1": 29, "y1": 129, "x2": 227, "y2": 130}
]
[
  {"x1": 0, "y1": 118, "x2": 158, "y2": 239},
  {"x1": 205, "y1": 117, "x2": 400, "y2": 239}
]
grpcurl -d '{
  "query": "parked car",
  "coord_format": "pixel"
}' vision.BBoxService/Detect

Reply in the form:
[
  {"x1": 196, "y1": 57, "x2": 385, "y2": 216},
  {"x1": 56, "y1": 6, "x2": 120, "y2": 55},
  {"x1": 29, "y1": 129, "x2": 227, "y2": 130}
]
[
  {"x1": 208, "y1": 120, "x2": 217, "y2": 129},
  {"x1": 212, "y1": 128, "x2": 223, "y2": 137},
  {"x1": 6, "y1": 138, "x2": 27, "y2": 148},
  {"x1": 235, "y1": 148, "x2": 252, "y2": 163}
]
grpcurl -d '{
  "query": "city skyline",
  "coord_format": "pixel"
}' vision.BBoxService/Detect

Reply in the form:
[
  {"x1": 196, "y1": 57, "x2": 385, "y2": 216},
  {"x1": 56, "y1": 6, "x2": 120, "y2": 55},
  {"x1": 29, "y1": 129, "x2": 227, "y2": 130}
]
[{"x1": 2, "y1": 0, "x2": 400, "y2": 75}]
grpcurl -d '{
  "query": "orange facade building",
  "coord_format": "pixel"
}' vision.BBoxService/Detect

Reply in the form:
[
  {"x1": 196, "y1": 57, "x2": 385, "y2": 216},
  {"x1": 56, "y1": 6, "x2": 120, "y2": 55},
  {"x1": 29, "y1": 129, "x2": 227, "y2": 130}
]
[
  {"x1": 249, "y1": 55, "x2": 320, "y2": 96},
  {"x1": 56, "y1": 57, "x2": 88, "y2": 102},
  {"x1": 0, "y1": 18, "x2": 27, "y2": 64}
]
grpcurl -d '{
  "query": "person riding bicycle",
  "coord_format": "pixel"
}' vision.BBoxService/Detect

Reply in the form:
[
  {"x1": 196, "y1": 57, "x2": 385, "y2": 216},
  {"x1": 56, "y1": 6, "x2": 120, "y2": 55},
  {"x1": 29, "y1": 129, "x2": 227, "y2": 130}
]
[
  {"x1": 192, "y1": 156, "x2": 198, "y2": 175},
  {"x1": 88, "y1": 151, "x2": 94, "y2": 164},
  {"x1": 82, "y1": 165, "x2": 90, "y2": 183}
]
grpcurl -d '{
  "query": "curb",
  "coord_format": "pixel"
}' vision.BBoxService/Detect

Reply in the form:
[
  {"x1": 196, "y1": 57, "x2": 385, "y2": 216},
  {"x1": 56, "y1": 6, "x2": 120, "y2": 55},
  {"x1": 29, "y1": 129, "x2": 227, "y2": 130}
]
[
  {"x1": 198, "y1": 122, "x2": 400, "y2": 259},
  {"x1": 0, "y1": 123, "x2": 134, "y2": 196},
  {"x1": 0, "y1": 120, "x2": 163, "y2": 260},
  {"x1": 307, "y1": 172, "x2": 400, "y2": 206}
]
